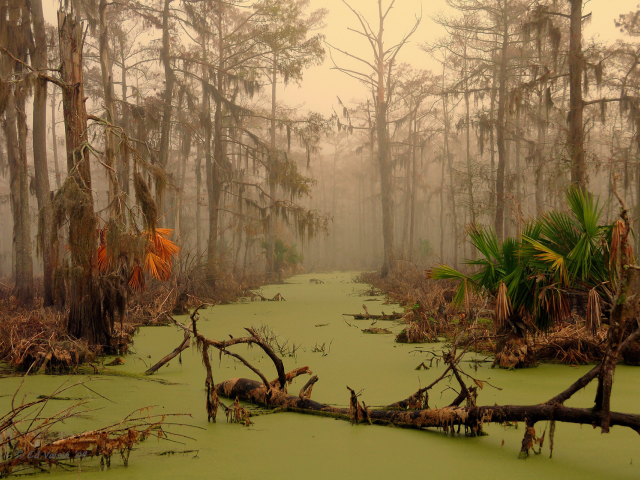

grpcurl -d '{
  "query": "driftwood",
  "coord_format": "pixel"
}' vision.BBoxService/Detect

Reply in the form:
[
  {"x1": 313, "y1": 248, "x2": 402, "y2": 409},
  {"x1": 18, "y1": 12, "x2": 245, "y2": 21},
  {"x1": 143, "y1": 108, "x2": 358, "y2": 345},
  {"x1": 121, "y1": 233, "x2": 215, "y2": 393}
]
[
  {"x1": 0, "y1": 375, "x2": 182, "y2": 476},
  {"x1": 343, "y1": 304, "x2": 403, "y2": 320},
  {"x1": 247, "y1": 291, "x2": 286, "y2": 302},
  {"x1": 145, "y1": 305, "x2": 207, "y2": 375},
  {"x1": 214, "y1": 376, "x2": 640, "y2": 433}
]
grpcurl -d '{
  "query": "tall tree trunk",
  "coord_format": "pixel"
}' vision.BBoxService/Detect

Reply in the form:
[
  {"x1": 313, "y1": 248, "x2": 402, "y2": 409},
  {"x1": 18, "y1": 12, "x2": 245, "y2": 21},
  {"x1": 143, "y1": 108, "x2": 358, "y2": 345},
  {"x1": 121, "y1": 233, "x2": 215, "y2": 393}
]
[
  {"x1": 59, "y1": 11, "x2": 110, "y2": 347},
  {"x1": 99, "y1": 0, "x2": 122, "y2": 221},
  {"x1": 515, "y1": 104, "x2": 522, "y2": 235},
  {"x1": 2, "y1": 0, "x2": 34, "y2": 304},
  {"x1": 439, "y1": 96, "x2": 446, "y2": 263},
  {"x1": 196, "y1": 143, "x2": 203, "y2": 257},
  {"x1": 377, "y1": 33, "x2": 396, "y2": 277},
  {"x1": 205, "y1": 14, "x2": 224, "y2": 283},
  {"x1": 177, "y1": 119, "x2": 191, "y2": 244},
  {"x1": 119, "y1": 43, "x2": 130, "y2": 198},
  {"x1": 50, "y1": 88, "x2": 62, "y2": 190},
  {"x1": 369, "y1": 116, "x2": 378, "y2": 267},
  {"x1": 267, "y1": 53, "x2": 277, "y2": 275},
  {"x1": 408, "y1": 113, "x2": 418, "y2": 260},
  {"x1": 4, "y1": 83, "x2": 33, "y2": 304},
  {"x1": 489, "y1": 59, "x2": 497, "y2": 216},
  {"x1": 464, "y1": 46, "x2": 475, "y2": 226},
  {"x1": 400, "y1": 100, "x2": 412, "y2": 259},
  {"x1": 30, "y1": 0, "x2": 53, "y2": 306},
  {"x1": 494, "y1": 15, "x2": 509, "y2": 242},
  {"x1": 569, "y1": 0, "x2": 586, "y2": 187},
  {"x1": 445, "y1": 99, "x2": 458, "y2": 270},
  {"x1": 158, "y1": 0, "x2": 174, "y2": 218},
  {"x1": 536, "y1": 88, "x2": 546, "y2": 211}
]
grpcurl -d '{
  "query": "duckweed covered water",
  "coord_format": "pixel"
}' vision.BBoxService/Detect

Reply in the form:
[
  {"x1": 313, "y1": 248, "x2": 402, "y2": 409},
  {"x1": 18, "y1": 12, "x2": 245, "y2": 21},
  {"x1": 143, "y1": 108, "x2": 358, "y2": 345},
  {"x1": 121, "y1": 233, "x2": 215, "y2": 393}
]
[{"x1": 2, "y1": 272, "x2": 639, "y2": 479}]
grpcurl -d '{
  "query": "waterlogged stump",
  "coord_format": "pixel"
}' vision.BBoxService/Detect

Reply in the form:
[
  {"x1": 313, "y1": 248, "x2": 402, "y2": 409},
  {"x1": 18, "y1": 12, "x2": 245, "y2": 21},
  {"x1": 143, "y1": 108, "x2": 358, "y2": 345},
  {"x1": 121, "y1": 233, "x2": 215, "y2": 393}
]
[{"x1": 362, "y1": 327, "x2": 392, "y2": 334}]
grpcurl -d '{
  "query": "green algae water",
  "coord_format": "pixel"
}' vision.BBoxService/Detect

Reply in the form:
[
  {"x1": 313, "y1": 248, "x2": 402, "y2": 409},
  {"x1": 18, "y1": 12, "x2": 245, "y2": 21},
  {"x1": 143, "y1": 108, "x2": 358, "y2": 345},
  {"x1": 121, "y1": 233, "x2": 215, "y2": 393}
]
[{"x1": 2, "y1": 272, "x2": 640, "y2": 479}]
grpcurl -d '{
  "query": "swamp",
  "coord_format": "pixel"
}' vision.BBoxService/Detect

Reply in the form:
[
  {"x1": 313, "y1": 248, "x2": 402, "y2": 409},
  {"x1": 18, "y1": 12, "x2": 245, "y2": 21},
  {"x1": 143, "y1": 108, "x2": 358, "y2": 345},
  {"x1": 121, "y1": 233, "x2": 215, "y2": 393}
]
[{"x1": 2, "y1": 0, "x2": 640, "y2": 478}]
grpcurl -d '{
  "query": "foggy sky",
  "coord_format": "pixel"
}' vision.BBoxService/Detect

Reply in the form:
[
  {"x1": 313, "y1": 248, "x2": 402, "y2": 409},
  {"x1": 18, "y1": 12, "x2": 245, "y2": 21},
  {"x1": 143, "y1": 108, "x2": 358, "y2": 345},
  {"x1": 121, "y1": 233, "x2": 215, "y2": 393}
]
[{"x1": 39, "y1": 0, "x2": 640, "y2": 118}]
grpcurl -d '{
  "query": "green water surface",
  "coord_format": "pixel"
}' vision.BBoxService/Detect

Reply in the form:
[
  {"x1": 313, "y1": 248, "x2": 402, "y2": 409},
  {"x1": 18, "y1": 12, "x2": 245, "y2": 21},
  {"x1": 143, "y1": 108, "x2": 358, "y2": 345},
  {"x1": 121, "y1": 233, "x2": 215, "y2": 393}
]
[{"x1": 1, "y1": 272, "x2": 639, "y2": 479}]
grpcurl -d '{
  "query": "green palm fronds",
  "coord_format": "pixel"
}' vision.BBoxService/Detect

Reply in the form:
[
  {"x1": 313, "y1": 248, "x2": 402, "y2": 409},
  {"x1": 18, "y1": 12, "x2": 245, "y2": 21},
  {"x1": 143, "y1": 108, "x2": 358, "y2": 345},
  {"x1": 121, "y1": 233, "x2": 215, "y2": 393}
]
[{"x1": 429, "y1": 187, "x2": 624, "y2": 331}]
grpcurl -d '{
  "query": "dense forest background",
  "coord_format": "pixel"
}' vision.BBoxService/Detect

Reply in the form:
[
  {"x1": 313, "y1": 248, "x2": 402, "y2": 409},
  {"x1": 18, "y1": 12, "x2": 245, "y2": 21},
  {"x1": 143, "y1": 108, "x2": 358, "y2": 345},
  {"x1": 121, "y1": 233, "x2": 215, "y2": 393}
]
[{"x1": 2, "y1": 0, "x2": 640, "y2": 300}]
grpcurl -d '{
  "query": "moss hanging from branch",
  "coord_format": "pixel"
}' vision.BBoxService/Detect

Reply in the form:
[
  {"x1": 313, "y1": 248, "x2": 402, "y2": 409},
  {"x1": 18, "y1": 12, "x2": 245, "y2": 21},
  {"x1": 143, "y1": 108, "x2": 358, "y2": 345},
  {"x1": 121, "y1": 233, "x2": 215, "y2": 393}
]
[{"x1": 134, "y1": 170, "x2": 158, "y2": 233}]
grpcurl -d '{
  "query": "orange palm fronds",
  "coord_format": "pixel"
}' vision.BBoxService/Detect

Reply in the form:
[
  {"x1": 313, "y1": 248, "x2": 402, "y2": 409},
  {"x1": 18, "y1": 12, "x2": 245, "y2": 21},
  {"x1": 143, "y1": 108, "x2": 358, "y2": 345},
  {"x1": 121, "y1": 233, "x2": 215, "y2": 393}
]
[
  {"x1": 150, "y1": 228, "x2": 181, "y2": 262},
  {"x1": 97, "y1": 244, "x2": 109, "y2": 272},
  {"x1": 144, "y1": 251, "x2": 172, "y2": 281},
  {"x1": 97, "y1": 228, "x2": 110, "y2": 272},
  {"x1": 142, "y1": 228, "x2": 180, "y2": 282},
  {"x1": 128, "y1": 261, "x2": 146, "y2": 292}
]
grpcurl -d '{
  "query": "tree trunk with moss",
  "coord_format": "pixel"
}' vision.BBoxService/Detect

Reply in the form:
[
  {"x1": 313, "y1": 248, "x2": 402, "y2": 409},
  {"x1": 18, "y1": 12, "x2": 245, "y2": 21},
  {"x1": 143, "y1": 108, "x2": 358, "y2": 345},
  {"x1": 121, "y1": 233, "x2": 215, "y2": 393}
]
[
  {"x1": 58, "y1": 11, "x2": 111, "y2": 348},
  {"x1": 30, "y1": 0, "x2": 54, "y2": 306},
  {"x1": 1, "y1": 0, "x2": 34, "y2": 305},
  {"x1": 568, "y1": 0, "x2": 586, "y2": 187}
]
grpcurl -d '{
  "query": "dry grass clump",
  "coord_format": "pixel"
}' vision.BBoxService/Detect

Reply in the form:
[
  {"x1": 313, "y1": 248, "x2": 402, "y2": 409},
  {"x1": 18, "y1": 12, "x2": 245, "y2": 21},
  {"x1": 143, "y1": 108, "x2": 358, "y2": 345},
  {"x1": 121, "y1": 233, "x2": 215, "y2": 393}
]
[
  {"x1": 0, "y1": 309, "x2": 95, "y2": 372},
  {"x1": 358, "y1": 265, "x2": 616, "y2": 366},
  {"x1": 395, "y1": 312, "x2": 441, "y2": 343},
  {"x1": 0, "y1": 260, "x2": 274, "y2": 374},
  {"x1": 534, "y1": 324, "x2": 607, "y2": 365},
  {"x1": 169, "y1": 259, "x2": 268, "y2": 307},
  {"x1": 357, "y1": 265, "x2": 483, "y2": 317}
]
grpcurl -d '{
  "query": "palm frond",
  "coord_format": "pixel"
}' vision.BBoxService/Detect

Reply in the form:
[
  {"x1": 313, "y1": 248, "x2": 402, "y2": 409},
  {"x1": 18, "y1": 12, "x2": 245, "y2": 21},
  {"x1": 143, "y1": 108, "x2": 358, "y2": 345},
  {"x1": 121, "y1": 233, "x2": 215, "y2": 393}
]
[
  {"x1": 522, "y1": 235, "x2": 569, "y2": 285},
  {"x1": 429, "y1": 265, "x2": 477, "y2": 309},
  {"x1": 97, "y1": 244, "x2": 109, "y2": 273},
  {"x1": 144, "y1": 251, "x2": 172, "y2": 281},
  {"x1": 565, "y1": 186, "x2": 602, "y2": 238},
  {"x1": 586, "y1": 287, "x2": 602, "y2": 335},
  {"x1": 128, "y1": 262, "x2": 146, "y2": 292},
  {"x1": 494, "y1": 281, "x2": 510, "y2": 331}
]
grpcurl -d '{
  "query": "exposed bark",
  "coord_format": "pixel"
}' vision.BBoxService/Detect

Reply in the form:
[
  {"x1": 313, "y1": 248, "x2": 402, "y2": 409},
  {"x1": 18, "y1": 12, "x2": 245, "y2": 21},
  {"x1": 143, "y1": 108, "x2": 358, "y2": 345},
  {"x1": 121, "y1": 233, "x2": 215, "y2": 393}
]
[
  {"x1": 205, "y1": 13, "x2": 225, "y2": 284},
  {"x1": 158, "y1": 0, "x2": 174, "y2": 212},
  {"x1": 377, "y1": 65, "x2": 396, "y2": 277},
  {"x1": 408, "y1": 114, "x2": 418, "y2": 260},
  {"x1": 4, "y1": 86, "x2": 33, "y2": 304},
  {"x1": 494, "y1": 15, "x2": 509, "y2": 243},
  {"x1": 464, "y1": 45, "x2": 475, "y2": 227},
  {"x1": 267, "y1": 53, "x2": 277, "y2": 274},
  {"x1": 58, "y1": 11, "x2": 111, "y2": 348},
  {"x1": 568, "y1": 0, "x2": 586, "y2": 187},
  {"x1": 1, "y1": 1, "x2": 34, "y2": 304},
  {"x1": 145, "y1": 320, "x2": 192, "y2": 375},
  {"x1": 118, "y1": 37, "x2": 130, "y2": 199},
  {"x1": 214, "y1": 375, "x2": 640, "y2": 435},
  {"x1": 98, "y1": 0, "x2": 122, "y2": 222},
  {"x1": 50, "y1": 88, "x2": 62, "y2": 190},
  {"x1": 594, "y1": 190, "x2": 635, "y2": 432},
  {"x1": 29, "y1": 0, "x2": 54, "y2": 306}
]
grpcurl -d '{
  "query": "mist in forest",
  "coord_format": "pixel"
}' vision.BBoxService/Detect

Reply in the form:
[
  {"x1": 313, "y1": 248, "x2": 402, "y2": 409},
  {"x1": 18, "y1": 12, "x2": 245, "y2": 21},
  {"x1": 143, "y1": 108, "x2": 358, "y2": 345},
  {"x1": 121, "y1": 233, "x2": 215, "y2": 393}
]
[{"x1": 1, "y1": 0, "x2": 640, "y2": 296}]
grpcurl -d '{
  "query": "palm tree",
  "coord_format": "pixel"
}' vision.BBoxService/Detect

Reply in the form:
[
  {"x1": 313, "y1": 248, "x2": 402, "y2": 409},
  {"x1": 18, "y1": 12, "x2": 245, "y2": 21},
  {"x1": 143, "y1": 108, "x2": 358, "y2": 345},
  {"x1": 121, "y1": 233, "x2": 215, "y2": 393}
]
[{"x1": 430, "y1": 187, "x2": 629, "y2": 366}]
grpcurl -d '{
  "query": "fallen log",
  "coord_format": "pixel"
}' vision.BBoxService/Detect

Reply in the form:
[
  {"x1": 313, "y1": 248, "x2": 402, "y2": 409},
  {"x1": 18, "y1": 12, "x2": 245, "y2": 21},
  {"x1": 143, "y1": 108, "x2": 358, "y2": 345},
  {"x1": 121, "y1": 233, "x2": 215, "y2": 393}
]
[
  {"x1": 343, "y1": 314, "x2": 402, "y2": 320},
  {"x1": 145, "y1": 332, "x2": 190, "y2": 375},
  {"x1": 214, "y1": 377, "x2": 640, "y2": 434},
  {"x1": 343, "y1": 304, "x2": 403, "y2": 320},
  {"x1": 145, "y1": 305, "x2": 205, "y2": 375}
]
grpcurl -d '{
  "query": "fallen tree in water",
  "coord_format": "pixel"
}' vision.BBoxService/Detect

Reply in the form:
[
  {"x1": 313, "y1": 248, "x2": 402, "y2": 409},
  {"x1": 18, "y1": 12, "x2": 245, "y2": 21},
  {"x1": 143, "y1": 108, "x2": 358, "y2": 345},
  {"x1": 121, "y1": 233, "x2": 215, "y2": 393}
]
[
  {"x1": 156, "y1": 188, "x2": 640, "y2": 458},
  {"x1": 165, "y1": 304, "x2": 640, "y2": 457}
]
